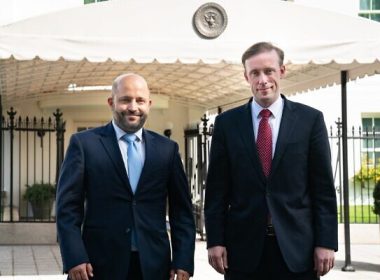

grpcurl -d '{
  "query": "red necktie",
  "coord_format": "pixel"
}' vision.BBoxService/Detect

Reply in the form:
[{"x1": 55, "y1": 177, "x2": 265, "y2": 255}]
[{"x1": 257, "y1": 109, "x2": 272, "y2": 177}]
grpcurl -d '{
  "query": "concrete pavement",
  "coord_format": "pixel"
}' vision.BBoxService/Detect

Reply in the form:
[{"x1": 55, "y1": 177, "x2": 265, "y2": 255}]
[{"x1": 0, "y1": 224, "x2": 379, "y2": 279}]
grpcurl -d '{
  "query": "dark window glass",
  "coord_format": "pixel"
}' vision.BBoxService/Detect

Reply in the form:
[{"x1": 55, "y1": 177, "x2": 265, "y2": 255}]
[
  {"x1": 84, "y1": 0, "x2": 107, "y2": 4},
  {"x1": 359, "y1": 13, "x2": 370, "y2": 19},
  {"x1": 375, "y1": 139, "x2": 380, "y2": 148},
  {"x1": 360, "y1": 0, "x2": 371, "y2": 9},
  {"x1": 375, "y1": 119, "x2": 380, "y2": 148},
  {"x1": 362, "y1": 118, "x2": 372, "y2": 132},
  {"x1": 375, "y1": 152, "x2": 380, "y2": 164},
  {"x1": 370, "y1": 13, "x2": 380, "y2": 21},
  {"x1": 364, "y1": 138, "x2": 374, "y2": 149},
  {"x1": 373, "y1": 0, "x2": 380, "y2": 10},
  {"x1": 374, "y1": 118, "x2": 380, "y2": 128}
]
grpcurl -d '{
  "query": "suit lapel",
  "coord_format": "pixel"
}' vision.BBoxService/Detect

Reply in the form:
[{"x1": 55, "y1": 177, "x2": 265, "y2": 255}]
[
  {"x1": 99, "y1": 123, "x2": 133, "y2": 194},
  {"x1": 236, "y1": 100, "x2": 267, "y2": 183},
  {"x1": 271, "y1": 97, "x2": 297, "y2": 176}
]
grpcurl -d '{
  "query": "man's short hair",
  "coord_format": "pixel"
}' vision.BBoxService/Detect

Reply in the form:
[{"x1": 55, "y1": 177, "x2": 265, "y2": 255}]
[{"x1": 241, "y1": 42, "x2": 284, "y2": 67}]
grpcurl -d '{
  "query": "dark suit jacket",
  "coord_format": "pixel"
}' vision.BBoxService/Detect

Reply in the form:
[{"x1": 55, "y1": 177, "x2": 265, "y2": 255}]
[
  {"x1": 56, "y1": 123, "x2": 195, "y2": 280},
  {"x1": 205, "y1": 96, "x2": 337, "y2": 273}
]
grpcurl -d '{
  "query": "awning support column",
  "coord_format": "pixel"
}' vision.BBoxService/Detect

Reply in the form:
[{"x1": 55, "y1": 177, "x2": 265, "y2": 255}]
[{"x1": 341, "y1": 70, "x2": 355, "y2": 272}]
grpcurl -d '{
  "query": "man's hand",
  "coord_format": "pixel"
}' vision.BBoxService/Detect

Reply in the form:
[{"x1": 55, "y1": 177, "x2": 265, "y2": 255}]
[
  {"x1": 68, "y1": 263, "x2": 93, "y2": 280},
  {"x1": 169, "y1": 269, "x2": 190, "y2": 280},
  {"x1": 208, "y1": 246, "x2": 228, "y2": 274},
  {"x1": 314, "y1": 247, "x2": 335, "y2": 277}
]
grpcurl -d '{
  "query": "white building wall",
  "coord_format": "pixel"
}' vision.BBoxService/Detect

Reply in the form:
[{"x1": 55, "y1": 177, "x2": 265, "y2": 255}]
[
  {"x1": 0, "y1": 0, "x2": 82, "y2": 26},
  {"x1": 289, "y1": 75, "x2": 380, "y2": 128},
  {"x1": 294, "y1": 0, "x2": 358, "y2": 16}
]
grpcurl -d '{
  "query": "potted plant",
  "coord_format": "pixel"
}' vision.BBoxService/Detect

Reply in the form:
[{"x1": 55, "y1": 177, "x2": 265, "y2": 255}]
[{"x1": 23, "y1": 182, "x2": 55, "y2": 220}]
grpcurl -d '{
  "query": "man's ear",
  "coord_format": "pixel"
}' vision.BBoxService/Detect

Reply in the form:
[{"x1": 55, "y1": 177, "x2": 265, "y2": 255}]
[
  {"x1": 280, "y1": 65, "x2": 286, "y2": 78},
  {"x1": 244, "y1": 70, "x2": 249, "y2": 82},
  {"x1": 107, "y1": 96, "x2": 113, "y2": 107}
]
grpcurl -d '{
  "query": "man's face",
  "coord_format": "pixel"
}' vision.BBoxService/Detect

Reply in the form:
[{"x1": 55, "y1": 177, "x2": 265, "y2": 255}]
[
  {"x1": 244, "y1": 50, "x2": 285, "y2": 108},
  {"x1": 108, "y1": 76, "x2": 152, "y2": 133}
]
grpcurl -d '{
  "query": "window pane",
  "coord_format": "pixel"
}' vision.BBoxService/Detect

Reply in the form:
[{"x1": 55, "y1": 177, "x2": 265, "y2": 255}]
[
  {"x1": 375, "y1": 138, "x2": 380, "y2": 148},
  {"x1": 375, "y1": 152, "x2": 380, "y2": 164},
  {"x1": 362, "y1": 152, "x2": 374, "y2": 164},
  {"x1": 375, "y1": 118, "x2": 380, "y2": 128},
  {"x1": 363, "y1": 138, "x2": 374, "y2": 148},
  {"x1": 373, "y1": 118, "x2": 380, "y2": 128},
  {"x1": 373, "y1": 0, "x2": 380, "y2": 10},
  {"x1": 84, "y1": 0, "x2": 95, "y2": 4},
  {"x1": 375, "y1": 119, "x2": 380, "y2": 148},
  {"x1": 359, "y1": 13, "x2": 370, "y2": 19},
  {"x1": 362, "y1": 118, "x2": 372, "y2": 132},
  {"x1": 360, "y1": 0, "x2": 371, "y2": 10},
  {"x1": 370, "y1": 13, "x2": 380, "y2": 21}
]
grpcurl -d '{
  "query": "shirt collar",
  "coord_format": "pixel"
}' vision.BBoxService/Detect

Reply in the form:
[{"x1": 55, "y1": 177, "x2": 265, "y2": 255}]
[
  {"x1": 112, "y1": 120, "x2": 143, "y2": 141},
  {"x1": 252, "y1": 95, "x2": 284, "y2": 119}
]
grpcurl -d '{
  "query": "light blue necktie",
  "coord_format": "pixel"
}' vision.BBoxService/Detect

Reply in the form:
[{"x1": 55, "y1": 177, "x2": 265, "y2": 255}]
[
  {"x1": 123, "y1": 134, "x2": 143, "y2": 193},
  {"x1": 123, "y1": 134, "x2": 143, "y2": 251}
]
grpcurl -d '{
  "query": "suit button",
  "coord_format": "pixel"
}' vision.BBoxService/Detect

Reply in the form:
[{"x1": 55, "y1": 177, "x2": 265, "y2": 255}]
[{"x1": 126, "y1": 228, "x2": 131, "y2": 234}]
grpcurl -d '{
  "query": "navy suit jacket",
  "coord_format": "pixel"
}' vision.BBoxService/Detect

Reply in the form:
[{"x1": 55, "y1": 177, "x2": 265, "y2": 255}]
[
  {"x1": 205, "y1": 96, "x2": 337, "y2": 273},
  {"x1": 56, "y1": 123, "x2": 195, "y2": 280}
]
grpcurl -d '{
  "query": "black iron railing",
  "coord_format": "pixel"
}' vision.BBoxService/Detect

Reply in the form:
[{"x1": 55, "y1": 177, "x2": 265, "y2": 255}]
[
  {"x1": 0, "y1": 108, "x2": 65, "y2": 222},
  {"x1": 186, "y1": 116, "x2": 380, "y2": 238}
]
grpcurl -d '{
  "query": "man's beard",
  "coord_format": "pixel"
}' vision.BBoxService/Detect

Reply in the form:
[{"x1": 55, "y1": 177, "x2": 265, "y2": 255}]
[{"x1": 115, "y1": 112, "x2": 147, "y2": 133}]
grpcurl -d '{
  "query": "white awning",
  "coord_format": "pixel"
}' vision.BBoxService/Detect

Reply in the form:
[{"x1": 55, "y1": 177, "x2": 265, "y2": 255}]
[{"x1": 1, "y1": 0, "x2": 380, "y2": 108}]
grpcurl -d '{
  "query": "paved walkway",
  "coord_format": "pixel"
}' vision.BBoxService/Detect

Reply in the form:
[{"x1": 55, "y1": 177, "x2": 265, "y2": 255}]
[
  {"x1": 0, "y1": 225, "x2": 379, "y2": 279},
  {"x1": 0, "y1": 242, "x2": 379, "y2": 280}
]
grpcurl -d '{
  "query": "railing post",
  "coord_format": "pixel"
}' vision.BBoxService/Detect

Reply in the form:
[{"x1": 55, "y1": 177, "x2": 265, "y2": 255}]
[
  {"x1": 54, "y1": 109, "x2": 65, "y2": 185},
  {"x1": 0, "y1": 95, "x2": 2, "y2": 220},
  {"x1": 7, "y1": 107, "x2": 16, "y2": 222},
  {"x1": 335, "y1": 119, "x2": 343, "y2": 223},
  {"x1": 199, "y1": 114, "x2": 210, "y2": 240}
]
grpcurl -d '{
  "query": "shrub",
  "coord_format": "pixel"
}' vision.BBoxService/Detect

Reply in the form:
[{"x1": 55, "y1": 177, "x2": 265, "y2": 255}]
[
  {"x1": 353, "y1": 162, "x2": 380, "y2": 187},
  {"x1": 23, "y1": 182, "x2": 55, "y2": 203}
]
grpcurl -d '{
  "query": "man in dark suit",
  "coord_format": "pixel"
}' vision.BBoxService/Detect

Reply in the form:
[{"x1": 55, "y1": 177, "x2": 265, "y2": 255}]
[
  {"x1": 205, "y1": 42, "x2": 337, "y2": 280},
  {"x1": 56, "y1": 73, "x2": 195, "y2": 280}
]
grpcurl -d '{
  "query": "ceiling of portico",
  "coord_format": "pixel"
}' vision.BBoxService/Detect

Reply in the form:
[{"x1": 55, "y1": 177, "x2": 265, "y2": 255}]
[{"x1": 1, "y1": 57, "x2": 372, "y2": 110}]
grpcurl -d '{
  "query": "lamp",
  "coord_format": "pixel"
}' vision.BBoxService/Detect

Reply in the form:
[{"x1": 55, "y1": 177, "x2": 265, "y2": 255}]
[{"x1": 164, "y1": 122, "x2": 174, "y2": 138}]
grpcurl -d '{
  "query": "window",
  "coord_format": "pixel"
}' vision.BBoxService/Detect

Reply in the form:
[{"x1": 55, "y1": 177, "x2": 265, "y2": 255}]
[
  {"x1": 359, "y1": 0, "x2": 380, "y2": 22},
  {"x1": 77, "y1": 126, "x2": 95, "y2": 132},
  {"x1": 84, "y1": 0, "x2": 108, "y2": 4},
  {"x1": 75, "y1": 122, "x2": 105, "y2": 132},
  {"x1": 362, "y1": 117, "x2": 380, "y2": 165}
]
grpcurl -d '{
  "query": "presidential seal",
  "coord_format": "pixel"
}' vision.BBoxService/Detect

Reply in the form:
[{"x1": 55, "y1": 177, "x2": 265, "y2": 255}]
[{"x1": 193, "y1": 2, "x2": 228, "y2": 39}]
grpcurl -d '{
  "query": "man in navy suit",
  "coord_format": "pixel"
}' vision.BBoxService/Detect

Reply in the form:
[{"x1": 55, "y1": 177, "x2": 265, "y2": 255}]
[
  {"x1": 56, "y1": 73, "x2": 195, "y2": 280},
  {"x1": 205, "y1": 42, "x2": 337, "y2": 280}
]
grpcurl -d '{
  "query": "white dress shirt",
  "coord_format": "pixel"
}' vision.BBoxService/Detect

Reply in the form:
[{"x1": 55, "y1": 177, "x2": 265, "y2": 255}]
[
  {"x1": 251, "y1": 96, "x2": 284, "y2": 158},
  {"x1": 112, "y1": 120, "x2": 145, "y2": 175}
]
